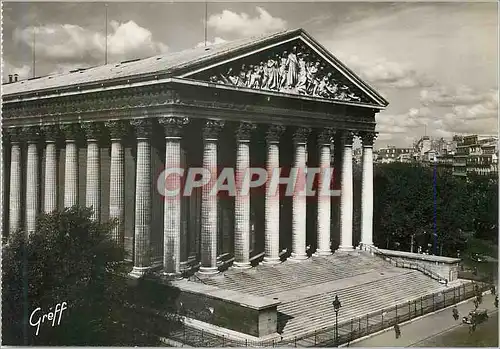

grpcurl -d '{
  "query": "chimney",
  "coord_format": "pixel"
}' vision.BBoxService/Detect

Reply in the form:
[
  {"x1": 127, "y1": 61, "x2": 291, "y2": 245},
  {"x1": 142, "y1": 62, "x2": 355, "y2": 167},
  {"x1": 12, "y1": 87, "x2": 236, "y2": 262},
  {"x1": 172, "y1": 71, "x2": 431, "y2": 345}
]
[
  {"x1": 14, "y1": 74, "x2": 18, "y2": 82},
  {"x1": 8, "y1": 74, "x2": 13, "y2": 83}
]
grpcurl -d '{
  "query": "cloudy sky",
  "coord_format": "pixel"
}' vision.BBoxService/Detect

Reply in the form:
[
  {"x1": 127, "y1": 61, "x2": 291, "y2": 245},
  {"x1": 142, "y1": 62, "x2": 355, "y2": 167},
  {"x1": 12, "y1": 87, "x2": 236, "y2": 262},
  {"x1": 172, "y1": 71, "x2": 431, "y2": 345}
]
[{"x1": 2, "y1": 1, "x2": 498, "y2": 148}]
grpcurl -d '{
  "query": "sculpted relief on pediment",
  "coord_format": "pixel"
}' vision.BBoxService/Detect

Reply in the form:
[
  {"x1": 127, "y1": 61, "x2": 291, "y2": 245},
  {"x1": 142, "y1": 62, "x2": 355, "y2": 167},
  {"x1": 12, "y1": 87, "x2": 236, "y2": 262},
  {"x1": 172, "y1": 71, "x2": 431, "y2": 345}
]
[{"x1": 190, "y1": 40, "x2": 372, "y2": 104}]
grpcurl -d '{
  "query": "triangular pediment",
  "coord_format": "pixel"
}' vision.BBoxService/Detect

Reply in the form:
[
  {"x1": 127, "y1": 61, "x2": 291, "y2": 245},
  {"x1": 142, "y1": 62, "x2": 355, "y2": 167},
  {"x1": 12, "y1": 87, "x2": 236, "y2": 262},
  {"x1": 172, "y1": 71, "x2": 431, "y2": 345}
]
[{"x1": 181, "y1": 32, "x2": 388, "y2": 108}]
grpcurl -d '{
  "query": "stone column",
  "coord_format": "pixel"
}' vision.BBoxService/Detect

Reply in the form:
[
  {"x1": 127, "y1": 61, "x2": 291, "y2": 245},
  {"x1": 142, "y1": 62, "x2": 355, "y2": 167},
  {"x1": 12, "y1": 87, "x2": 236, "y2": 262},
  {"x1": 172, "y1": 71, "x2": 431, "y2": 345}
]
[
  {"x1": 290, "y1": 127, "x2": 311, "y2": 261},
  {"x1": 339, "y1": 131, "x2": 354, "y2": 251},
  {"x1": 41, "y1": 125, "x2": 60, "y2": 213},
  {"x1": 315, "y1": 128, "x2": 334, "y2": 255},
  {"x1": 7, "y1": 128, "x2": 22, "y2": 233},
  {"x1": 24, "y1": 126, "x2": 42, "y2": 235},
  {"x1": 199, "y1": 120, "x2": 224, "y2": 275},
  {"x1": 61, "y1": 124, "x2": 81, "y2": 208},
  {"x1": 82, "y1": 122, "x2": 103, "y2": 221},
  {"x1": 233, "y1": 122, "x2": 256, "y2": 269},
  {"x1": 130, "y1": 118, "x2": 153, "y2": 278},
  {"x1": 360, "y1": 131, "x2": 377, "y2": 249},
  {"x1": 159, "y1": 116, "x2": 189, "y2": 278},
  {"x1": 105, "y1": 120, "x2": 129, "y2": 248},
  {"x1": 263, "y1": 124, "x2": 285, "y2": 264}
]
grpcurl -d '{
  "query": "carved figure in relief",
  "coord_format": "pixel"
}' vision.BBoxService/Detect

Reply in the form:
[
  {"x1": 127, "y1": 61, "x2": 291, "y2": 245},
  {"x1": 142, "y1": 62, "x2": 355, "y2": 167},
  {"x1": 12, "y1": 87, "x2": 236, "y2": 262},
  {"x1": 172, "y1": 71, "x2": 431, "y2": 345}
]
[
  {"x1": 246, "y1": 65, "x2": 254, "y2": 86},
  {"x1": 248, "y1": 65, "x2": 261, "y2": 89},
  {"x1": 313, "y1": 75, "x2": 329, "y2": 97},
  {"x1": 285, "y1": 47, "x2": 299, "y2": 87},
  {"x1": 265, "y1": 57, "x2": 279, "y2": 90},
  {"x1": 295, "y1": 55, "x2": 308, "y2": 94},
  {"x1": 278, "y1": 52, "x2": 288, "y2": 89},
  {"x1": 205, "y1": 44, "x2": 365, "y2": 102},
  {"x1": 306, "y1": 61, "x2": 321, "y2": 94},
  {"x1": 261, "y1": 61, "x2": 269, "y2": 89}
]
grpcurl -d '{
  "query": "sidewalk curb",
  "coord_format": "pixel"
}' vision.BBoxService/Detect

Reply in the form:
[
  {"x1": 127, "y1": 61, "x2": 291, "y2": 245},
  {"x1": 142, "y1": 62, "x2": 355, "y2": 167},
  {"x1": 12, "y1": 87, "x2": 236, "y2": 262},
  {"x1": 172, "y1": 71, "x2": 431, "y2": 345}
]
[{"x1": 341, "y1": 290, "x2": 493, "y2": 347}]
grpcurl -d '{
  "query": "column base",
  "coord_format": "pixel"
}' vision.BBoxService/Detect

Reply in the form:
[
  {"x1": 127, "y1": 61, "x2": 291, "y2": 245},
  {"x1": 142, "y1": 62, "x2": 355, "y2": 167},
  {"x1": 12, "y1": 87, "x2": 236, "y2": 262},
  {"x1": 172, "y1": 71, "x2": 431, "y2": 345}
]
[
  {"x1": 162, "y1": 271, "x2": 183, "y2": 280},
  {"x1": 359, "y1": 243, "x2": 373, "y2": 251},
  {"x1": 289, "y1": 253, "x2": 308, "y2": 261},
  {"x1": 262, "y1": 256, "x2": 281, "y2": 265},
  {"x1": 314, "y1": 249, "x2": 333, "y2": 256},
  {"x1": 198, "y1": 266, "x2": 219, "y2": 275},
  {"x1": 337, "y1": 245, "x2": 354, "y2": 252},
  {"x1": 232, "y1": 261, "x2": 252, "y2": 269},
  {"x1": 128, "y1": 266, "x2": 151, "y2": 278}
]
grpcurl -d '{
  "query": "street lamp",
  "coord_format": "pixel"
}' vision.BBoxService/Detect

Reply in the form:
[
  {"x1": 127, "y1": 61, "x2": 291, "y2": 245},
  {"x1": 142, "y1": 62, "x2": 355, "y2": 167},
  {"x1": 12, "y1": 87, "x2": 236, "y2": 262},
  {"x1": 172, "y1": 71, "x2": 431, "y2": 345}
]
[{"x1": 332, "y1": 295, "x2": 342, "y2": 346}]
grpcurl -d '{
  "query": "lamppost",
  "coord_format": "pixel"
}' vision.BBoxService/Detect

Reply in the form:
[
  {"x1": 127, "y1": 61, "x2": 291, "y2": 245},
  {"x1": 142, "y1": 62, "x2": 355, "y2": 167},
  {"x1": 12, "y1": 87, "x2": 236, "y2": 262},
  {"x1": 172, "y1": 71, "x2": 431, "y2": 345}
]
[{"x1": 332, "y1": 295, "x2": 342, "y2": 346}]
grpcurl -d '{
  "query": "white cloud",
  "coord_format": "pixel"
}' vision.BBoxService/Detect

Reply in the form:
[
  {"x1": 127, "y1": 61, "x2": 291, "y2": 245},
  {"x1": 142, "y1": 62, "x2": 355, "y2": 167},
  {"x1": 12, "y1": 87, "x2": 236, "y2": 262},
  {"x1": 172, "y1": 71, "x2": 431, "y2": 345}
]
[
  {"x1": 2, "y1": 59, "x2": 31, "y2": 82},
  {"x1": 13, "y1": 21, "x2": 168, "y2": 68},
  {"x1": 420, "y1": 85, "x2": 496, "y2": 107},
  {"x1": 207, "y1": 7, "x2": 287, "y2": 37},
  {"x1": 196, "y1": 37, "x2": 227, "y2": 48},
  {"x1": 375, "y1": 85, "x2": 498, "y2": 147},
  {"x1": 337, "y1": 54, "x2": 434, "y2": 90}
]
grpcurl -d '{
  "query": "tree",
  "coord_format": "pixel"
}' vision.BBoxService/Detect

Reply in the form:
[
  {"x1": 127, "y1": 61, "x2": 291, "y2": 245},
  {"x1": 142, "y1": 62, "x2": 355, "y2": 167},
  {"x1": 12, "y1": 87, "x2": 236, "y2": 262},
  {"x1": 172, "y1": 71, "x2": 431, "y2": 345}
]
[
  {"x1": 372, "y1": 163, "x2": 497, "y2": 256},
  {"x1": 2, "y1": 206, "x2": 171, "y2": 345}
]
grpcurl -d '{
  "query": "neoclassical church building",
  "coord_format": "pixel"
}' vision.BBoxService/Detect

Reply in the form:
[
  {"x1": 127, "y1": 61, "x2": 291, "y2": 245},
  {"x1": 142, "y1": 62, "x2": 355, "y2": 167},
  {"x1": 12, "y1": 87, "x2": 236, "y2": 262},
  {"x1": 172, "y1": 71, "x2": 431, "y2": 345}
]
[{"x1": 2, "y1": 29, "x2": 388, "y2": 280}]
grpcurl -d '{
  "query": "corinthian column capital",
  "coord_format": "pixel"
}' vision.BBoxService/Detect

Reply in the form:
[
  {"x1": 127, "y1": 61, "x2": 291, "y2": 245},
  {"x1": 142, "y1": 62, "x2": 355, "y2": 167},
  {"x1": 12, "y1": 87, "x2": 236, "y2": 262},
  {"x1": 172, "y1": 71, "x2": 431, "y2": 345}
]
[
  {"x1": 293, "y1": 127, "x2": 311, "y2": 145},
  {"x1": 235, "y1": 122, "x2": 256, "y2": 142},
  {"x1": 81, "y1": 121, "x2": 105, "y2": 141},
  {"x1": 318, "y1": 128, "x2": 335, "y2": 146},
  {"x1": 159, "y1": 117, "x2": 189, "y2": 138},
  {"x1": 341, "y1": 130, "x2": 355, "y2": 146},
  {"x1": 105, "y1": 120, "x2": 130, "y2": 140},
  {"x1": 265, "y1": 124, "x2": 285, "y2": 144},
  {"x1": 21, "y1": 125, "x2": 43, "y2": 144},
  {"x1": 358, "y1": 131, "x2": 377, "y2": 147},
  {"x1": 203, "y1": 120, "x2": 225, "y2": 140},
  {"x1": 4, "y1": 127, "x2": 23, "y2": 143},
  {"x1": 41, "y1": 124, "x2": 61, "y2": 143},
  {"x1": 60, "y1": 123, "x2": 83, "y2": 142},
  {"x1": 131, "y1": 118, "x2": 154, "y2": 139}
]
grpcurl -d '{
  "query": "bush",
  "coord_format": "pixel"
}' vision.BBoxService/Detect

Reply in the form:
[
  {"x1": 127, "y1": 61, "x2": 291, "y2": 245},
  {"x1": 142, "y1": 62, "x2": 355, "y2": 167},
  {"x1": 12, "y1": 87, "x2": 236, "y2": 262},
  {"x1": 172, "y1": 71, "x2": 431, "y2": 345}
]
[{"x1": 1, "y1": 206, "x2": 164, "y2": 345}]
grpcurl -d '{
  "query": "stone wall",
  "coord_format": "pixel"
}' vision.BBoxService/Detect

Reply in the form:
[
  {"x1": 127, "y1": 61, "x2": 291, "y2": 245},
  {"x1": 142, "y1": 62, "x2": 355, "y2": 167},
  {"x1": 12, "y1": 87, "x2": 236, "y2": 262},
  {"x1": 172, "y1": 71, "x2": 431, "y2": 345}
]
[
  {"x1": 376, "y1": 248, "x2": 461, "y2": 281},
  {"x1": 171, "y1": 280, "x2": 280, "y2": 337}
]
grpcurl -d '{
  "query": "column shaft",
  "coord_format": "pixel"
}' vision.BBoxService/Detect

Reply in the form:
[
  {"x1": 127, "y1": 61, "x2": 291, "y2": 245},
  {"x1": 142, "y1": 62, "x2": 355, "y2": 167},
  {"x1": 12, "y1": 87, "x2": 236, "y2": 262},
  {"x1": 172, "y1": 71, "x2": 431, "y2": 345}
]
[
  {"x1": 86, "y1": 140, "x2": 100, "y2": 220},
  {"x1": 9, "y1": 142, "x2": 22, "y2": 233},
  {"x1": 160, "y1": 117, "x2": 188, "y2": 278},
  {"x1": 233, "y1": 122, "x2": 254, "y2": 268},
  {"x1": 316, "y1": 130, "x2": 333, "y2": 255},
  {"x1": 199, "y1": 120, "x2": 224, "y2": 275},
  {"x1": 44, "y1": 142, "x2": 58, "y2": 213},
  {"x1": 163, "y1": 137, "x2": 181, "y2": 275},
  {"x1": 290, "y1": 127, "x2": 310, "y2": 261},
  {"x1": 339, "y1": 132, "x2": 354, "y2": 251},
  {"x1": 26, "y1": 141, "x2": 39, "y2": 234},
  {"x1": 64, "y1": 141, "x2": 79, "y2": 207},
  {"x1": 109, "y1": 140, "x2": 125, "y2": 246},
  {"x1": 131, "y1": 137, "x2": 152, "y2": 276},
  {"x1": 263, "y1": 125, "x2": 284, "y2": 264},
  {"x1": 360, "y1": 131, "x2": 376, "y2": 248}
]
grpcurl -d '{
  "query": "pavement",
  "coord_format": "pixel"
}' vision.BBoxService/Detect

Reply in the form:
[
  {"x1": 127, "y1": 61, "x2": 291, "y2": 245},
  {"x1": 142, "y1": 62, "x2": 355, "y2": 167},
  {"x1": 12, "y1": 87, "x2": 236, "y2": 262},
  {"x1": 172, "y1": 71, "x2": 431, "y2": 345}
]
[{"x1": 347, "y1": 292, "x2": 498, "y2": 347}]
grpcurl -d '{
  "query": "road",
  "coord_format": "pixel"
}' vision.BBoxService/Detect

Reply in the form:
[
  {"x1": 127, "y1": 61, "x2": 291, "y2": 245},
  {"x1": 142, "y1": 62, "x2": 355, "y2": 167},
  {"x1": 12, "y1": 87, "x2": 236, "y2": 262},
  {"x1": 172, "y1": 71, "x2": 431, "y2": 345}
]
[{"x1": 348, "y1": 292, "x2": 497, "y2": 347}]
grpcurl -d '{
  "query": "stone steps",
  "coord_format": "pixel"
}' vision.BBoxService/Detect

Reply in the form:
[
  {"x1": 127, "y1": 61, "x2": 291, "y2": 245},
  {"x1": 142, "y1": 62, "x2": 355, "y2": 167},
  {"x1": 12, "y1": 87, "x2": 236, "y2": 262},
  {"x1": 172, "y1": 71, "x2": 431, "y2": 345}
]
[
  {"x1": 278, "y1": 271, "x2": 447, "y2": 339},
  {"x1": 203, "y1": 253, "x2": 388, "y2": 297}
]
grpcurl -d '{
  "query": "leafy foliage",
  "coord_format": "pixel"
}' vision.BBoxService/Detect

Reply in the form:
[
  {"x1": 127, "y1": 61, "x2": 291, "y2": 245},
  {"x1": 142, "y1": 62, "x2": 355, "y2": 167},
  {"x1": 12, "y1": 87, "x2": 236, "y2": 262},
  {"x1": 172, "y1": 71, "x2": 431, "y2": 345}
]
[
  {"x1": 1, "y1": 206, "x2": 167, "y2": 346},
  {"x1": 371, "y1": 163, "x2": 498, "y2": 257}
]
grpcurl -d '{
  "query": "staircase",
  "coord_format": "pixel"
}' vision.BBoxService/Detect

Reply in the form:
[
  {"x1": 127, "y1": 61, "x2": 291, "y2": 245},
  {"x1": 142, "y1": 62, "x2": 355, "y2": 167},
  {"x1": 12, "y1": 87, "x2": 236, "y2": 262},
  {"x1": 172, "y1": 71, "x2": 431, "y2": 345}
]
[{"x1": 201, "y1": 251, "x2": 450, "y2": 341}]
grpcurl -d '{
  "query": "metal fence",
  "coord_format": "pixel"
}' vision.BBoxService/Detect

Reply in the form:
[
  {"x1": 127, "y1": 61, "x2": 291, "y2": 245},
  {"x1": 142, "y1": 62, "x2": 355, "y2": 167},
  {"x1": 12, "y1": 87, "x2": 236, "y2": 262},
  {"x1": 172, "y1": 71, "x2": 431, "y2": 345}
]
[{"x1": 168, "y1": 281, "x2": 488, "y2": 347}]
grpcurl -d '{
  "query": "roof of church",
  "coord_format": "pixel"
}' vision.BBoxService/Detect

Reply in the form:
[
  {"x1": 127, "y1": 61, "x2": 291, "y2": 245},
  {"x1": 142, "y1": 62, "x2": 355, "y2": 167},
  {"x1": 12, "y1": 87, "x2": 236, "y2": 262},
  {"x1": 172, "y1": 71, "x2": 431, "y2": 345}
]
[{"x1": 3, "y1": 28, "x2": 388, "y2": 107}]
